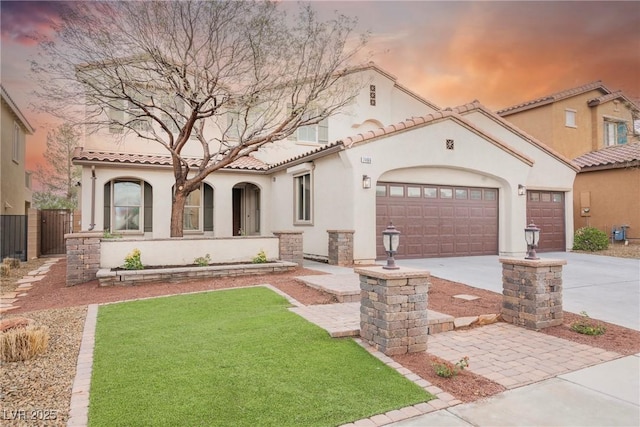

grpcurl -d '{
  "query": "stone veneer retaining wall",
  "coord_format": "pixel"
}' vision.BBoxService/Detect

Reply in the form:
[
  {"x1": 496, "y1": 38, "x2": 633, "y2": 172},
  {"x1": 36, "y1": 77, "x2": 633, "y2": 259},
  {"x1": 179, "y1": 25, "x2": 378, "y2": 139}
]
[
  {"x1": 272, "y1": 231, "x2": 303, "y2": 266},
  {"x1": 65, "y1": 231, "x2": 303, "y2": 285},
  {"x1": 500, "y1": 257, "x2": 566, "y2": 330},
  {"x1": 357, "y1": 266, "x2": 430, "y2": 356},
  {"x1": 96, "y1": 262, "x2": 298, "y2": 286},
  {"x1": 327, "y1": 230, "x2": 354, "y2": 266},
  {"x1": 65, "y1": 231, "x2": 102, "y2": 286}
]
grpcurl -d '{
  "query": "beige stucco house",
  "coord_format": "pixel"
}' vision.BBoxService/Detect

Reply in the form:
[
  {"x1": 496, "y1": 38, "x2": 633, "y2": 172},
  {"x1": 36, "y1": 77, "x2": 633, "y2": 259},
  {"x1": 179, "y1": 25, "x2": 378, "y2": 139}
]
[
  {"x1": 73, "y1": 64, "x2": 577, "y2": 265},
  {"x1": 1, "y1": 85, "x2": 35, "y2": 261},
  {"x1": 497, "y1": 82, "x2": 640, "y2": 242},
  {"x1": 1, "y1": 85, "x2": 34, "y2": 215}
]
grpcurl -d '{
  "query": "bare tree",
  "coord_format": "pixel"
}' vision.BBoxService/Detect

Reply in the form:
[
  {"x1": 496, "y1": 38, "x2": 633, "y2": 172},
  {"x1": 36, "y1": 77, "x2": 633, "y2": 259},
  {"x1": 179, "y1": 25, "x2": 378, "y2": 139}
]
[
  {"x1": 32, "y1": 0, "x2": 367, "y2": 236},
  {"x1": 33, "y1": 123, "x2": 81, "y2": 209}
]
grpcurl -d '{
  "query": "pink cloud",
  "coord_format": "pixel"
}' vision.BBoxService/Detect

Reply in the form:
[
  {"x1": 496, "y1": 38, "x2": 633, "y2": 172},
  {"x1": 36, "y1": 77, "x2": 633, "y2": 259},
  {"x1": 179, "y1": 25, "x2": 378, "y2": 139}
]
[{"x1": 0, "y1": 1, "x2": 62, "y2": 46}]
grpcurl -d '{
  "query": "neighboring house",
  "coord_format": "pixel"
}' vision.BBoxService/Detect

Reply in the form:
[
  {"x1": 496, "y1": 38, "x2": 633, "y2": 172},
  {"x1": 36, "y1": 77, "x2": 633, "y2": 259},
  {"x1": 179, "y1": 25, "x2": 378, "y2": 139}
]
[
  {"x1": 73, "y1": 64, "x2": 577, "y2": 263},
  {"x1": 497, "y1": 82, "x2": 640, "y2": 241},
  {"x1": 1, "y1": 85, "x2": 35, "y2": 260}
]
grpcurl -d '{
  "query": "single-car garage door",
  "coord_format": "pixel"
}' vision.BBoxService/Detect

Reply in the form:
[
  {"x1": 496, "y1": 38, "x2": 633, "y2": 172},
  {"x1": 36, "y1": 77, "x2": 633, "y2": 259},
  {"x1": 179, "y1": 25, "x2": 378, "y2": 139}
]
[
  {"x1": 376, "y1": 182, "x2": 498, "y2": 259},
  {"x1": 526, "y1": 191, "x2": 565, "y2": 252}
]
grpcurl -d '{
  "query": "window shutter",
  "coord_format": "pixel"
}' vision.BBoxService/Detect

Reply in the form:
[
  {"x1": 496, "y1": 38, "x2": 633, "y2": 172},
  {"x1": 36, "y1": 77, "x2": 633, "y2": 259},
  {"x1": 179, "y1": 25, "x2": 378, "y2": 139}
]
[
  {"x1": 204, "y1": 183, "x2": 214, "y2": 232},
  {"x1": 617, "y1": 122, "x2": 627, "y2": 145},
  {"x1": 103, "y1": 183, "x2": 111, "y2": 230},
  {"x1": 318, "y1": 117, "x2": 328, "y2": 144},
  {"x1": 144, "y1": 182, "x2": 153, "y2": 232}
]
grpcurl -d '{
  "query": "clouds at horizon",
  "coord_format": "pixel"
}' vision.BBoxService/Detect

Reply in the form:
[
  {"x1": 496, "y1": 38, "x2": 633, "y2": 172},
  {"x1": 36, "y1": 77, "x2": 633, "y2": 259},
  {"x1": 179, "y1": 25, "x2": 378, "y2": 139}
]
[{"x1": 1, "y1": 0, "x2": 638, "y2": 170}]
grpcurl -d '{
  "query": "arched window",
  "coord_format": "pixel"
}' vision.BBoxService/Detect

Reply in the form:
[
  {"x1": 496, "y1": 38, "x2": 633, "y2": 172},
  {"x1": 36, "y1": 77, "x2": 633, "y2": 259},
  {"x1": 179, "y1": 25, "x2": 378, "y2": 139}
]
[{"x1": 104, "y1": 179, "x2": 152, "y2": 232}]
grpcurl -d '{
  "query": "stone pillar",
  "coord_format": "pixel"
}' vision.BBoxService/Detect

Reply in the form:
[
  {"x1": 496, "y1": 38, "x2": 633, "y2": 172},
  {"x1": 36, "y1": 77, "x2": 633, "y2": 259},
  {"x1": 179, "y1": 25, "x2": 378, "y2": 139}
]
[
  {"x1": 327, "y1": 230, "x2": 354, "y2": 266},
  {"x1": 273, "y1": 231, "x2": 303, "y2": 266},
  {"x1": 65, "y1": 231, "x2": 102, "y2": 286},
  {"x1": 356, "y1": 266, "x2": 430, "y2": 356},
  {"x1": 500, "y1": 258, "x2": 566, "y2": 330},
  {"x1": 27, "y1": 208, "x2": 40, "y2": 259}
]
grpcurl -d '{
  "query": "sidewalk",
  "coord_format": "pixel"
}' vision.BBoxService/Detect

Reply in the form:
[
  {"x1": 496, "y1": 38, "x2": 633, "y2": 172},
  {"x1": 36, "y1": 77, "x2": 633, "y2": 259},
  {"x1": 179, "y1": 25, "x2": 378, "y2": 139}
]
[{"x1": 300, "y1": 260, "x2": 640, "y2": 427}]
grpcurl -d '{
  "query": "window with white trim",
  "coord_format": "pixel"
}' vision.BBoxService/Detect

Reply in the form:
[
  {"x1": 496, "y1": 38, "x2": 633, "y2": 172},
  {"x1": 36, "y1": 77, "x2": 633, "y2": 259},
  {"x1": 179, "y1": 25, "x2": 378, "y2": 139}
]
[
  {"x1": 565, "y1": 109, "x2": 577, "y2": 128},
  {"x1": 604, "y1": 120, "x2": 627, "y2": 146},
  {"x1": 12, "y1": 122, "x2": 20, "y2": 163},
  {"x1": 113, "y1": 180, "x2": 142, "y2": 231},
  {"x1": 288, "y1": 107, "x2": 329, "y2": 144},
  {"x1": 104, "y1": 179, "x2": 153, "y2": 233},
  {"x1": 294, "y1": 173, "x2": 312, "y2": 223}
]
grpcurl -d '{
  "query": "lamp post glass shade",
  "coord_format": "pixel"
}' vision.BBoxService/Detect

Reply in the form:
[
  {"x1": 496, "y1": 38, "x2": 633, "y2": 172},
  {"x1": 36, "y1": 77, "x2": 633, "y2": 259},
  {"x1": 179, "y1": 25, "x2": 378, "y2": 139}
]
[
  {"x1": 525, "y1": 222, "x2": 540, "y2": 260},
  {"x1": 382, "y1": 222, "x2": 400, "y2": 269}
]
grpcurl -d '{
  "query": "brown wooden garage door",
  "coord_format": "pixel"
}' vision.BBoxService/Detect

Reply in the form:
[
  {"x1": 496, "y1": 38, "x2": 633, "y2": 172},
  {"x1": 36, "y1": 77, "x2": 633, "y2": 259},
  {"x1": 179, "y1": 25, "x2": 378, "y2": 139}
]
[
  {"x1": 376, "y1": 183, "x2": 498, "y2": 259},
  {"x1": 526, "y1": 191, "x2": 565, "y2": 252}
]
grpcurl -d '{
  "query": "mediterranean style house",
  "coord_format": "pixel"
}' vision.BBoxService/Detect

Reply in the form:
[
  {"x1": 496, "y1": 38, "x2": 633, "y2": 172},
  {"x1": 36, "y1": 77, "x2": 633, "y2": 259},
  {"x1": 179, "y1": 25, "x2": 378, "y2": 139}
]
[
  {"x1": 497, "y1": 81, "x2": 640, "y2": 242},
  {"x1": 73, "y1": 64, "x2": 577, "y2": 265},
  {"x1": 1, "y1": 85, "x2": 34, "y2": 261}
]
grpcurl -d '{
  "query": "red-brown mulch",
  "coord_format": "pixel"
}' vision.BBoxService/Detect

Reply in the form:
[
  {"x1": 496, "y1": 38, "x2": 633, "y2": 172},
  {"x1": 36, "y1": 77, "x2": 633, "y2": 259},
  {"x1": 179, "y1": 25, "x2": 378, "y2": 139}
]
[
  {"x1": 10, "y1": 260, "x2": 334, "y2": 315},
  {"x1": 10, "y1": 258, "x2": 640, "y2": 404}
]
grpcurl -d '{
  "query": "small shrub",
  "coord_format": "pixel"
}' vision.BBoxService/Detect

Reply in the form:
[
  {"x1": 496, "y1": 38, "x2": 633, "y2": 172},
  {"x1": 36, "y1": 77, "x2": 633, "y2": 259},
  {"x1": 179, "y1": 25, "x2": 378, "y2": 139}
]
[
  {"x1": 123, "y1": 248, "x2": 143, "y2": 270},
  {"x1": 0, "y1": 264, "x2": 9, "y2": 277},
  {"x1": 571, "y1": 311, "x2": 606, "y2": 336},
  {"x1": 573, "y1": 227, "x2": 609, "y2": 251},
  {"x1": 433, "y1": 356, "x2": 469, "y2": 378},
  {"x1": 3, "y1": 257, "x2": 20, "y2": 268},
  {"x1": 0, "y1": 325, "x2": 50, "y2": 362},
  {"x1": 252, "y1": 250, "x2": 268, "y2": 264},
  {"x1": 194, "y1": 254, "x2": 211, "y2": 267}
]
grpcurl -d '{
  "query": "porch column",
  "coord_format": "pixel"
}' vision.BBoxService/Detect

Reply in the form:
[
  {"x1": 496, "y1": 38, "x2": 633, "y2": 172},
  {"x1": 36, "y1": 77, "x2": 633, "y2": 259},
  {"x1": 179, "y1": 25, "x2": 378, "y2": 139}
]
[
  {"x1": 65, "y1": 231, "x2": 102, "y2": 286},
  {"x1": 273, "y1": 231, "x2": 303, "y2": 266},
  {"x1": 500, "y1": 257, "x2": 566, "y2": 330},
  {"x1": 356, "y1": 266, "x2": 430, "y2": 356},
  {"x1": 327, "y1": 229, "x2": 354, "y2": 266}
]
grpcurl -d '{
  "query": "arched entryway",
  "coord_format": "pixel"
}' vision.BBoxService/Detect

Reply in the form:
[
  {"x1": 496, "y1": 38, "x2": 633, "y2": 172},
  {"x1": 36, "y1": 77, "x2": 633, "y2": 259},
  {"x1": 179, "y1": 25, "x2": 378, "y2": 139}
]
[{"x1": 232, "y1": 182, "x2": 261, "y2": 236}]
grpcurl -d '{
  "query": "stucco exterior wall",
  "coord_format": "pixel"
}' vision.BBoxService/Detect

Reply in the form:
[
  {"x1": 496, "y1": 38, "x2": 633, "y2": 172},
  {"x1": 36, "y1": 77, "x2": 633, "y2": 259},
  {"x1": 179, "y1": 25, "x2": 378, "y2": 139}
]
[
  {"x1": 500, "y1": 89, "x2": 638, "y2": 160},
  {"x1": 1, "y1": 101, "x2": 29, "y2": 215},
  {"x1": 573, "y1": 168, "x2": 640, "y2": 240},
  {"x1": 79, "y1": 165, "x2": 272, "y2": 239},
  {"x1": 100, "y1": 236, "x2": 279, "y2": 268},
  {"x1": 269, "y1": 117, "x2": 575, "y2": 263}
]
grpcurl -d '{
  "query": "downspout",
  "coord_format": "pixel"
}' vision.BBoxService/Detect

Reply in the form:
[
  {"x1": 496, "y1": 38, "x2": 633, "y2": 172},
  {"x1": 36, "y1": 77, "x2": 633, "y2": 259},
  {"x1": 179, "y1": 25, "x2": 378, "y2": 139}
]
[{"x1": 88, "y1": 165, "x2": 96, "y2": 230}]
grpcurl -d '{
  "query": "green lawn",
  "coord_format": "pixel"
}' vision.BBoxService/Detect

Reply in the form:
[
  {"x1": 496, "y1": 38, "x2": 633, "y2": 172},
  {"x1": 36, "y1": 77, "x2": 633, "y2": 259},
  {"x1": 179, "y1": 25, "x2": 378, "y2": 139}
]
[{"x1": 89, "y1": 287, "x2": 432, "y2": 426}]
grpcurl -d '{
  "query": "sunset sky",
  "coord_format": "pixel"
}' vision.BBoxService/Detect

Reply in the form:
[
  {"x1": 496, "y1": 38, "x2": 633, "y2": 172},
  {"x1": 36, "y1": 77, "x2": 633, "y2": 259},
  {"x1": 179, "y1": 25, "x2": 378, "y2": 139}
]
[{"x1": 1, "y1": 0, "x2": 639, "y2": 173}]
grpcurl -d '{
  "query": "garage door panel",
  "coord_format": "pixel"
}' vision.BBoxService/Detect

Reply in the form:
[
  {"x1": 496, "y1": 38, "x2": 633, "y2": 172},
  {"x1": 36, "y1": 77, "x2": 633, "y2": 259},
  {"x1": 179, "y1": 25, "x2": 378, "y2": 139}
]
[
  {"x1": 527, "y1": 191, "x2": 565, "y2": 252},
  {"x1": 377, "y1": 182, "x2": 498, "y2": 258}
]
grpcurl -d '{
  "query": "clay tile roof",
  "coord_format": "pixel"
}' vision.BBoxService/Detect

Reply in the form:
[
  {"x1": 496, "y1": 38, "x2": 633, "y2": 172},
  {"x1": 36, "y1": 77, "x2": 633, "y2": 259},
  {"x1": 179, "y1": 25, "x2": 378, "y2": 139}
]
[
  {"x1": 497, "y1": 81, "x2": 608, "y2": 116},
  {"x1": 587, "y1": 91, "x2": 640, "y2": 112},
  {"x1": 72, "y1": 149, "x2": 269, "y2": 171},
  {"x1": 573, "y1": 143, "x2": 640, "y2": 170}
]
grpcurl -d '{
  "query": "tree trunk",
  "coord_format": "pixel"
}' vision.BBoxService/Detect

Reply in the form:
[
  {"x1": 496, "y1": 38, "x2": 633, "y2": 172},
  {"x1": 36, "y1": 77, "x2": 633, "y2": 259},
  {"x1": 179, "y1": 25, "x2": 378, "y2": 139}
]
[{"x1": 170, "y1": 190, "x2": 187, "y2": 237}]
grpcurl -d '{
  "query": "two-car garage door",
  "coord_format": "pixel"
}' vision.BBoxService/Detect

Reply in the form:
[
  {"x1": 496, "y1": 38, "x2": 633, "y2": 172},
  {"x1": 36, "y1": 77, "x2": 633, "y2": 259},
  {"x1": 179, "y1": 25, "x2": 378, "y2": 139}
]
[
  {"x1": 375, "y1": 183, "x2": 566, "y2": 259},
  {"x1": 376, "y1": 182, "x2": 498, "y2": 259}
]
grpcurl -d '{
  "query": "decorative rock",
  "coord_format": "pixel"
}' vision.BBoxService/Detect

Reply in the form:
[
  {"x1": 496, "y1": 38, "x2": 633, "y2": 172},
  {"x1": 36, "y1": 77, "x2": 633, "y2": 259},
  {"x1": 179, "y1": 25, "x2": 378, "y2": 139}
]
[
  {"x1": 476, "y1": 313, "x2": 501, "y2": 325},
  {"x1": 454, "y1": 316, "x2": 478, "y2": 329},
  {"x1": 0, "y1": 317, "x2": 33, "y2": 332}
]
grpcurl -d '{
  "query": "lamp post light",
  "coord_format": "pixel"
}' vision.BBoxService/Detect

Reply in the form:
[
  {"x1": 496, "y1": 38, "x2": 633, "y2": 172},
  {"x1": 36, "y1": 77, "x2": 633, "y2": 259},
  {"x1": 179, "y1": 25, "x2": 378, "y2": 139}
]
[
  {"x1": 524, "y1": 222, "x2": 541, "y2": 260},
  {"x1": 382, "y1": 222, "x2": 400, "y2": 270}
]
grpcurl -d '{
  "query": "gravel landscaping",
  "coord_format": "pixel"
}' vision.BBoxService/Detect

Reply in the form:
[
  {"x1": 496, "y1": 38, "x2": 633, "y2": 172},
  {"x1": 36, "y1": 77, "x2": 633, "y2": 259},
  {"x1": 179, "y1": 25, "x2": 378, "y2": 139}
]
[{"x1": 1, "y1": 306, "x2": 86, "y2": 426}]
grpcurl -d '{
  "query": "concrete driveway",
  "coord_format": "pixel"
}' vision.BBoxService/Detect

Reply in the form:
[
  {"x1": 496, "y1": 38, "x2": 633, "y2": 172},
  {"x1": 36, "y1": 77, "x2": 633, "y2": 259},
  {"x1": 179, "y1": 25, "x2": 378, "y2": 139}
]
[{"x1": 396, "y1": 252, "x2": 640, "y2": 331}]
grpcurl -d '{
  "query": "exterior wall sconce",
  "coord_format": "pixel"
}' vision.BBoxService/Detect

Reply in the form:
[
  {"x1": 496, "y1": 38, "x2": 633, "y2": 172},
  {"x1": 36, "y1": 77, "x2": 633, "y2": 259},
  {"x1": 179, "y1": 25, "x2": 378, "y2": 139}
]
[
  {"x1": 518, "y1": 184, "x2": 526, "y2": 196},
  {"x1": 525, "y1": 222, "x2": 541, "y2": 260},
  {"x1": 382, "y1": 222, "x2": 400, "y2": 269},
  {"x1": 362, "y1": 175, "x2": 372, "y2": 189}
]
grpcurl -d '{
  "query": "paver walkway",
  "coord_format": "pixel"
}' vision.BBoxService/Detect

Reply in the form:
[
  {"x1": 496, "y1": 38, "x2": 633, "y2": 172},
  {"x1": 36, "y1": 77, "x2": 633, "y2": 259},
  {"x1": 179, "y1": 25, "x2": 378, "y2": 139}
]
[
  {"x1": 406, "y1": 322, "x2": 620, "y2": 390},
  {"x1": 0, "y1": 258, "x2": 62, "y2": 314}
]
